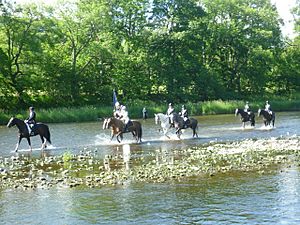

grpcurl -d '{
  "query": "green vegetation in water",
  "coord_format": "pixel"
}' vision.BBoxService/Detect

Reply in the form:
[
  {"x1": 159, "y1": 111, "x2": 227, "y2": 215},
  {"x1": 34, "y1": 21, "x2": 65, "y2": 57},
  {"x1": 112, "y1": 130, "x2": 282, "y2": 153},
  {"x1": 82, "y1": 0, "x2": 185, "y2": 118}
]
[
  {"x1": 0, "y1": 136, "x2": 299, "y2": 190},
  {"x1": 1, "y1": 99, "x2": 300, "y2": 125}
]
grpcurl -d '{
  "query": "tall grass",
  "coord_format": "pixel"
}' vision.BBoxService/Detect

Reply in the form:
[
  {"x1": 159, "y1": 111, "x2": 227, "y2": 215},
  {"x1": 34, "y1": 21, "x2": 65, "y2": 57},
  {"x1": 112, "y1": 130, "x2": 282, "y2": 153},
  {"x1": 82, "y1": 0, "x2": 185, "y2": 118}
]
[{"x1": 1, "y1": 99, "x2": 299, "y2": 125}]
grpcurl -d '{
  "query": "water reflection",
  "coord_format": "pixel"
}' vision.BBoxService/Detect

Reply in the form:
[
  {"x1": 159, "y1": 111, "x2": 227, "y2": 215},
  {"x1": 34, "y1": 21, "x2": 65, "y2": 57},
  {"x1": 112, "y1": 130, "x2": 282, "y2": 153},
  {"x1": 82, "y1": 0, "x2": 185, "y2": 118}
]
[
  {"x1": 2, "y1": 166, "x2": 300, "y2": 224},
  {"x1": 156, "y1": 143, "x2": 174, "y2": 166},
  {"x1": 123, "y1": 144, "x2": 131, "y2": 171}
]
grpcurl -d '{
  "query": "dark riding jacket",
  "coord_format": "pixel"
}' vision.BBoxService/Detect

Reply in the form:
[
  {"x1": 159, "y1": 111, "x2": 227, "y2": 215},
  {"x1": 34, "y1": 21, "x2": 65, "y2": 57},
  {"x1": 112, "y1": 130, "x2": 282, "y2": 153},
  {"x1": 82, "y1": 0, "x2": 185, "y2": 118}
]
[
  {"x1": 180, "y1": 109, "x2": 188, "y2": 118},
  {"x1": 27, "y1": 111, "x2": 36, "y2": 124}
]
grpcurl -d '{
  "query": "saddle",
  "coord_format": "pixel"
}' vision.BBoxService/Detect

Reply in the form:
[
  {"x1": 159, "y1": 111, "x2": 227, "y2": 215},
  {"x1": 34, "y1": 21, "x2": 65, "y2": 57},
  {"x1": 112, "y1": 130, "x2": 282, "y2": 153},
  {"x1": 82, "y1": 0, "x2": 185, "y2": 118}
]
[{"x1": 123, "y1": 120, "x2": 133, "y2": 132}]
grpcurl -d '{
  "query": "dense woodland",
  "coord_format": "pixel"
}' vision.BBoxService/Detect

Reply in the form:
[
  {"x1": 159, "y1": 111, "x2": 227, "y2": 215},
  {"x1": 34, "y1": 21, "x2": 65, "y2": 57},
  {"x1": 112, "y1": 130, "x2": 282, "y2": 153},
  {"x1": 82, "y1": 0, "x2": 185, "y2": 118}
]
[{"x1": 0, "y1": 0, "x2": 299, "y2": 110}]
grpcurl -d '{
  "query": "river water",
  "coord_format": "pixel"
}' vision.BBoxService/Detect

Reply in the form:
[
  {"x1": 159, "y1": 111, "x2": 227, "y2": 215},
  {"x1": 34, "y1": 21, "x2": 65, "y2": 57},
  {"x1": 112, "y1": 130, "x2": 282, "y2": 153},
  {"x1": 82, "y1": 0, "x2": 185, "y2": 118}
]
[{"x1": 0, "y1": 112, "x2": 300, "y2": 224}]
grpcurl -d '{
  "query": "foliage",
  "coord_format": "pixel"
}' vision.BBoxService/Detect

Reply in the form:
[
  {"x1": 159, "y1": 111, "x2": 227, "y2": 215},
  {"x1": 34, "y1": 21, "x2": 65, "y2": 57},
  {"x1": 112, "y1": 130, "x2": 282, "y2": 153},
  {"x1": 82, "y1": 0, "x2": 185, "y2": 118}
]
[{"x1": 0, "y1": 0, "x2": 299, "y2": 111}]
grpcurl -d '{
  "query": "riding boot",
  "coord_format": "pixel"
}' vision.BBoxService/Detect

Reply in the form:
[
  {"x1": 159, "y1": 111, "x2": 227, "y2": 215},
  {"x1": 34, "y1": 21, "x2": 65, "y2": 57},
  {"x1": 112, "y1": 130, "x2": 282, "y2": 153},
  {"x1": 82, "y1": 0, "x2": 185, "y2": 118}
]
[{"x1": 30, "y1": 127, "x2": 35, "y2": 136}]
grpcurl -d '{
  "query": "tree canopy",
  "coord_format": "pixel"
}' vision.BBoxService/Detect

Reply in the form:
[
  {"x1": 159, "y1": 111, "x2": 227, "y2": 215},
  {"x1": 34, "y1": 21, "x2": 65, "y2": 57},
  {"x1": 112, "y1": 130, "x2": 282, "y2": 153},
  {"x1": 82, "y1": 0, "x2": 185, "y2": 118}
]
[{"x1": 0, "y1": 0, "x2": 299, "y2": 110}]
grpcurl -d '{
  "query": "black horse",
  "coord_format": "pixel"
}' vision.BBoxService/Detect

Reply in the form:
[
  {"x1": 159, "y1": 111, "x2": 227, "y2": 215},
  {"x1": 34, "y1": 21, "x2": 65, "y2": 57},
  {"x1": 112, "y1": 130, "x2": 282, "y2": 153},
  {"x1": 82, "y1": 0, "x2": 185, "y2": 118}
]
[
  {"x1": 7, "y1": 117, "x2": 51, "y2": 152},
  {"x1": 258, "y1": 109, "x2": 275, "y2": 127},
  {"x1": 235, "y1": 108, "x2": 255, "y2": 128},
  {"x1": 172, "y1": 113, "x2": 198, "y2": 139}
]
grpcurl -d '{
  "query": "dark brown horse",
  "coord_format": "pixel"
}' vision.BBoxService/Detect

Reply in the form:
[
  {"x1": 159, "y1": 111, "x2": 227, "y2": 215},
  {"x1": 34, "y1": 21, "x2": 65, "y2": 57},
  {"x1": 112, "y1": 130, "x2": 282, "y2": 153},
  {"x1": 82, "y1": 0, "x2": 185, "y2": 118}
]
[
  {"x1": 7, "y1": 117, "x2": 51, "y2": 152},
  {"x1": 235, "y1": 108, "x2": 255, "y2": 128},
  {"x1": 172, "y1": 113, "x2": 198, "y2": 139},
  {"x1": 103, "y1": 117, "x2": 142, "y2": 143},
  {"x1": 258, "y1": 109, "x2": 275, "y2": 127}
]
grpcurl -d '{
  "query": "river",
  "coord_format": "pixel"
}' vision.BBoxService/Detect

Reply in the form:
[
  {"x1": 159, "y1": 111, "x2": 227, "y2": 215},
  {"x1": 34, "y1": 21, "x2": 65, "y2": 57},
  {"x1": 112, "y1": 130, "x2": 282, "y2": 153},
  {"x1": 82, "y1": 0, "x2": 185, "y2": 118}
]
[{"x1": 0, "y1": 112, "x2": 300, "y2": 224}]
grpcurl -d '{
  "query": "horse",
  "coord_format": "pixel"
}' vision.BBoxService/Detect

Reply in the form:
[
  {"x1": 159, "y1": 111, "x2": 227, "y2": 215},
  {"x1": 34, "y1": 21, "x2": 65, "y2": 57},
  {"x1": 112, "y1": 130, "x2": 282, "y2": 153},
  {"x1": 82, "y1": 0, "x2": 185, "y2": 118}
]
[
  {"x1": 103, "y1": 117, "x2": 142, "y2": 143},
  {"x1": 154, "y1": 113, "x2": 173, "y2": 138},
  {"x1": 172, "y1": 113, "x2": 198, "y2": 139},
  {"x1": 258, "y1": 109, "x2": 275, "y2": 127},
  {"x1": 7, "y1": 117, "x2": 51, "y2": 152},
  {"x1": 235, "y1": 109, "x2": 255, "y2": 128}
]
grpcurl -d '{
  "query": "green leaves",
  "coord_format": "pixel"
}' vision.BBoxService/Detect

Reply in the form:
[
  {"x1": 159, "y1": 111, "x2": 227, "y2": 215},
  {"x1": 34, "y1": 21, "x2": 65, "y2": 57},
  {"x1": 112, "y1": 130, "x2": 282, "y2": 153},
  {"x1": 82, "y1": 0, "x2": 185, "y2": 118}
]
[{"x1": 0, "y1": 0, "x2": 299, "y2": 110}]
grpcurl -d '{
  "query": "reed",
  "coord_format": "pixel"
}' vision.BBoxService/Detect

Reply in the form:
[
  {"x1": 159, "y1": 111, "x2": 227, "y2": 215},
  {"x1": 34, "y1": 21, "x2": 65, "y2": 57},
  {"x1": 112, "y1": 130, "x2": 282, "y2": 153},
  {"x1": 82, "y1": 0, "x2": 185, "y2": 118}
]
[{"x1": 0, "y1": 99, "x2": 299, "y2": 125}]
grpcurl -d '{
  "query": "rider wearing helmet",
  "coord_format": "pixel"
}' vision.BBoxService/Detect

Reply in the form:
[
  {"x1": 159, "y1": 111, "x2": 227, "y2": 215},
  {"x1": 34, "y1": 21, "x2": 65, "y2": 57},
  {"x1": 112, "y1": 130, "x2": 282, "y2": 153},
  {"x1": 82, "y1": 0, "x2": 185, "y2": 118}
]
[
  {"x1": 180, "y1": 105, "x2": 190, "y2": 128},
  {"x1": 244, "y1": 101, "x2": 251, "y2": 115},
  {"x1": 265, "y1": 101, "x2": 272, "y2": 115},
  {"x1": 113, "y1": 102, "x2": 122, "y2": 119},
  {"x1": 120, "y1": 105, "x2": 130, "y2": 132},
  {"x1": 166, "y1": 103, "x2": 175, "y2": 127},
  {"x1": 25, "y1": 106, "x2": 36, "y2": 135}
]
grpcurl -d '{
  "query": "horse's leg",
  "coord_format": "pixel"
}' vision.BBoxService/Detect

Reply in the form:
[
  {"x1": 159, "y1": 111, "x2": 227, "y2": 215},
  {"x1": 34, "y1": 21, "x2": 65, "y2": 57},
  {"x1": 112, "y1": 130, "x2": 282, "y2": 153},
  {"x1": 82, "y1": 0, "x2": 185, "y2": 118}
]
[
  {"x1": 192, "y1": 127, "x2": 197, "y2": 138},
  {"x1": 40, "y1": 135, "x2": 47, "y2": 150},
  {"x1": 15, "y1": 136, "x2": 23, "y2": 152},
  {"x1": 110, "y1": 133, "x2": 115, "y2": 141},
  {"x1": 26, "y1": 137, "x2": 32, "y2": 151},
  {"x1": 116, "y1": 132, "x2": 123, "y2": 143},
  {"x1": 163, "y1": 128, "x2": 170, "y2": 139},
  {"x1": 176, "y1": 128, "x2": 181, "y2": 139},
  {"x1": 40, "y1": 135, "x2": 44, "y2": 145}
]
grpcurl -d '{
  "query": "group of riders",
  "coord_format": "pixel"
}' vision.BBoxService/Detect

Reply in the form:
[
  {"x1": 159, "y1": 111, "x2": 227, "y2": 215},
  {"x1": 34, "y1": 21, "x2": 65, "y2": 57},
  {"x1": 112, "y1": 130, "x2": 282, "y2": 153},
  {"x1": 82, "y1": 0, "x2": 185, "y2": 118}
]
[
  {"x1": 23, "y1": 100, "x2": 273, "y2": 135},
  {"x1": 244, "y1": 100, "x2": 273, "y2": 115},
  {"x1": 113, "y1": 101, "x2": 191, "y2": 132}
]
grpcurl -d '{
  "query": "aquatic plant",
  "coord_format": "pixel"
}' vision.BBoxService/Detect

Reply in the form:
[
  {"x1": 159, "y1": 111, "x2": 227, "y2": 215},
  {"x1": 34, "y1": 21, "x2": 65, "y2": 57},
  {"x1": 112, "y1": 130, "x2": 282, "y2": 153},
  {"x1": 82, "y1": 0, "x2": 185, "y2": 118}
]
[{"x1": 0, "y1": 136, "x2": 299, "y2": 190}]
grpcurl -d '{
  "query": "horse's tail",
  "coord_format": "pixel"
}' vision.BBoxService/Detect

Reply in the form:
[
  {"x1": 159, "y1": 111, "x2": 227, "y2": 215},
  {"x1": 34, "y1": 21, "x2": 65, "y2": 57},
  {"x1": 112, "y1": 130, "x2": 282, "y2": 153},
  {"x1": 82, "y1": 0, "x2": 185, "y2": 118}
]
[{"x1": 45, "y1": 125, "x2": 52, "y2": 144}]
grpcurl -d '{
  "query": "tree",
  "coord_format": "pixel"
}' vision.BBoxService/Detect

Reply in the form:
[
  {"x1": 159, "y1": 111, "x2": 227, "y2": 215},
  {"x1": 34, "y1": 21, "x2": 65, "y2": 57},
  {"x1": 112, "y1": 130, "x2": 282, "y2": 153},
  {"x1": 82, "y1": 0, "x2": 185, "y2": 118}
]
[
  {"x1": 202, "y1": 0, "x2": 282, "y2": 98},
  {"x1": 0, "y1": 1, "x2": 45, "y2": 107}
]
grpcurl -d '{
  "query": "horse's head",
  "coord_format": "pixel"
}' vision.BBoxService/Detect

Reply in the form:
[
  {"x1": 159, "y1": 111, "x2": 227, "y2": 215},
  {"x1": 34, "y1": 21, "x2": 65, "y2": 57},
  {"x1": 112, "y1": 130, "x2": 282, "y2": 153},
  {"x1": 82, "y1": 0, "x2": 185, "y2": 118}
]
[
  {"x1": 154, "y1": 114, "x2": 160, "y2": 124},
  {"x1": 7, "y1": 117, "x2": 16, "y2": 128},
  {"x1": 258, "y1": 109, "x2": 261, "y2": 117},
  {"x1": 235, "y1": 108, "x2": 239, "y2": 116},
  {"x1": 102, "y1": 118, "x2": 108, "y2": 129},
  {"x1": 103, "y1": 118, "x2": 113, "y2": 129}
]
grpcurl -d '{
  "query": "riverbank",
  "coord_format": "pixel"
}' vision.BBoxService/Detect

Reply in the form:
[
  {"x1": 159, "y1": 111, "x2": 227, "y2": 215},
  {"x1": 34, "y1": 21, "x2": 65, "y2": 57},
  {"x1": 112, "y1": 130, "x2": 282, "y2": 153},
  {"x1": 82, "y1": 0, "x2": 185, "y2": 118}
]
[
  {"x1": 0, "y1": 135, "x2": 299, "y2": 190},
  {"x1": 1, "y1": 99, "x2": 300, "y2": 125}
]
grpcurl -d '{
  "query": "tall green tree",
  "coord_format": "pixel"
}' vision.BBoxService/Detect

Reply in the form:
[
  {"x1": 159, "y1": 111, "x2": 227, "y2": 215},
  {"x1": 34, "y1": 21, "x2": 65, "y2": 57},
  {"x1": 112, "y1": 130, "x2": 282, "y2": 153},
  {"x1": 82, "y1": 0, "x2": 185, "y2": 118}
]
[
  {"x1": 0, "y1": 1, "x2": 45, "y2": 108},
  {"x1": 202, "y1": 0, "x2": 282, "y2": 98}
]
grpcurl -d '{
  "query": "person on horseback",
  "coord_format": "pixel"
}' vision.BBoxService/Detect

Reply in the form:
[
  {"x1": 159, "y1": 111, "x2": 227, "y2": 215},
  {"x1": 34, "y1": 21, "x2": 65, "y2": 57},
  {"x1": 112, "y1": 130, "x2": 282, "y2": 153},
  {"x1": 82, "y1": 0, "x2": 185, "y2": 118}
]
[
  {"x1": 113, "y1": 102, "x2": 122, "y2": 119},
  {"x1": 24, "y1": 106, "x2": 36, "y2": 135},
  {"x1": 166, "y1": 103, "x2": 175, "y2": 127},
  {"x1": 120, "y1": 105, "x2": 131, "y2": 132},
  {"x1": 179, "y1": 105, "x2": 190, "y2": 128},
  {"x1": 244, "y1": 101, "x2": 251, "y2": 115},
  {"x1": 265, "y1": 101, "x2": 272, "y2": 115}
]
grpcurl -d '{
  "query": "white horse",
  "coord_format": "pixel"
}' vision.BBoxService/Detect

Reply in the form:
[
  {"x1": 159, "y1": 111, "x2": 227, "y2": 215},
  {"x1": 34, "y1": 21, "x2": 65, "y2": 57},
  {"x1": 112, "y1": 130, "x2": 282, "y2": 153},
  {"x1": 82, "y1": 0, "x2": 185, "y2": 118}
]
[{"x1": 154, "y1": 113, "x2": 173, "y2": 138}]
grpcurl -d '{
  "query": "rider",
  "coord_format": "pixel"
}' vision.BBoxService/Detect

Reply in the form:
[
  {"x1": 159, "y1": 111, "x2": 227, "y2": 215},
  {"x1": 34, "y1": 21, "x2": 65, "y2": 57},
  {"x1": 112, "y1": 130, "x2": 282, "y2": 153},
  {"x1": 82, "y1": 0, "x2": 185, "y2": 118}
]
[
  {"x1": 120, "y1": 105, "x2": 130, "y2": 132},
  {"x1": 113, "y1": 102, "x2": 122, "y2": 119},
  {"x1": 166, "y1": 103, "x2": 175, "y2": 127},
  {"x1": 179, "y1": 105, "x2": 190, "y2": 128},
  {"x1": 265, "y1": 100, "x2": 272, "y2": 115},
  {"x1": 25, "y1": 106, "x2": 36, "y2": 135},
  {"x1": 244, "y1": 101, "x2": 251, "y2": 115}
]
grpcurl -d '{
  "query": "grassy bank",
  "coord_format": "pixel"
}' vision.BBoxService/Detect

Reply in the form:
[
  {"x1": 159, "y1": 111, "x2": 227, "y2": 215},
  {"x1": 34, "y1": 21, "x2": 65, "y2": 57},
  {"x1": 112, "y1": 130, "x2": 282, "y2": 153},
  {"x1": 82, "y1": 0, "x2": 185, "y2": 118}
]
[{"x1": 1, "y1": 99, "x2": 300, "y2": 125}]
